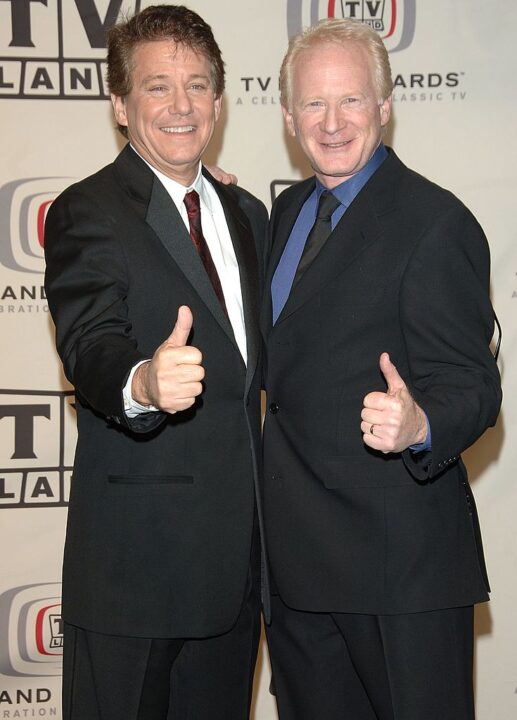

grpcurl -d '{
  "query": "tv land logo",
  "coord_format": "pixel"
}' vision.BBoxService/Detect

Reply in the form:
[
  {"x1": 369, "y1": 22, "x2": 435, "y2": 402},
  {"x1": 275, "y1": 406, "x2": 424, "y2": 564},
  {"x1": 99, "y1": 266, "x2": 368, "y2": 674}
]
[
  {"x1": 0, "y1": 583, "x2": 62, "y2": 677},
  {"x1": 0, "y1": 177, "x2": 72, "y2": 274},
  {"x1": 287, "y1": 0, "x2": 416, "y2": 50},
  {"x1": 0, "y1": 0, "x2": 142, "y2": 100},
  {"x1": 0, "y1": 390, "x2": 75, "y2": 509}
]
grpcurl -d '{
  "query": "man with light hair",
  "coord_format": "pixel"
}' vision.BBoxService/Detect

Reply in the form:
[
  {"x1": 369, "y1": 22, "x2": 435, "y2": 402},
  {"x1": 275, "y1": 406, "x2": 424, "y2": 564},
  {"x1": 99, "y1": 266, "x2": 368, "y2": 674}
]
[{"x1": 261, "y1": 18, "x2": 501, "y2": 720}]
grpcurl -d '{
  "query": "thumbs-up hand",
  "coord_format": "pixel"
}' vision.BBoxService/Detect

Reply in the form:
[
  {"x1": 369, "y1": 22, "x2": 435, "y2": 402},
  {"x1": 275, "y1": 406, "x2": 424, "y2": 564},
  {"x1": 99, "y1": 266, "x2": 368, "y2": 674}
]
[
  {"x1": 132, "y1": 305, "x2": 204, "y2": 414},
  {"x1": 361, "y1": 352, "x2": 427, "y2": 453}
]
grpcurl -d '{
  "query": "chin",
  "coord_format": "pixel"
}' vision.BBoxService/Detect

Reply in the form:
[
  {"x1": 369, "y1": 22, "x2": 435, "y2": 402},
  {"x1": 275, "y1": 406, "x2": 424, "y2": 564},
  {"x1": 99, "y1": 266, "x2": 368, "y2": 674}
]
[{"x1": 317, "y1": 165, "x2": 352, "y2": 179}]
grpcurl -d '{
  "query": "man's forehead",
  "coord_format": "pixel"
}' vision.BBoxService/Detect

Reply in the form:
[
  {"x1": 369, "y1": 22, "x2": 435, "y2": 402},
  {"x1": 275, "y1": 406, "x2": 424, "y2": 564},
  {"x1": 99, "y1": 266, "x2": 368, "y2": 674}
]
[
  {"x1": 295, "y1": 40, "x2": 368, "y2": 65},
  {"x1": 291, "y1": 41, "x2": 375, "y2": 92},
  {"x1": 131, "y1": 39, "x2": 207, "y2": 66}
]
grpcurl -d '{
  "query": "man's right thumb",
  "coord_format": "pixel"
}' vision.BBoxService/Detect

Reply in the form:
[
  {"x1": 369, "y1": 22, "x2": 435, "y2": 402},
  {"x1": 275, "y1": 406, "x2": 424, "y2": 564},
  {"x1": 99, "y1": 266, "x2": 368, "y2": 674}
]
[{"x1": 166, "y1": 305, "x2": 193, "y2": 348}]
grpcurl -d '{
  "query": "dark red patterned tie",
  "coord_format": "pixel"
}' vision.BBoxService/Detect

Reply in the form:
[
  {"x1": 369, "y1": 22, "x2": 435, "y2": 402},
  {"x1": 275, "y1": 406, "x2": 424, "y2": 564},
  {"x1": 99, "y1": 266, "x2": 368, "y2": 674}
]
[{"x1": 183, "y1": 190, "x2": 228, "y2": 316}]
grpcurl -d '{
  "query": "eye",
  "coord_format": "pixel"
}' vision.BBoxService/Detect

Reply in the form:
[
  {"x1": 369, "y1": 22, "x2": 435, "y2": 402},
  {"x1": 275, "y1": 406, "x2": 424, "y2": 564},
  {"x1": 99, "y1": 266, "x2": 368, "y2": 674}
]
[
  {"x1": 306, "y1": 100, "x2": 325, "y2": 109},
  {"x1": 149, "y1": 85, "x2": 167, "y2": 94},
  {"x1": 342, "y1": 96, "x2": 368, "y2": 110},
  {"x1": 189, "y1": 83, "x2": 208, "y2": 92}
]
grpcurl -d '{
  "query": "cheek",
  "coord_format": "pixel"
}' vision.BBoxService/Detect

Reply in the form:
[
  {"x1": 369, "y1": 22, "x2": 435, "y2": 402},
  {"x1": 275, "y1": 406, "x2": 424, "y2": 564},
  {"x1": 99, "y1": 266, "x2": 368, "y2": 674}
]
[
  {"x1": 296, "y1": 117, "x2": 314, "y2": 141},
  {"x1": 365, "y1": 112, "x2": 381, "y2": 132}
]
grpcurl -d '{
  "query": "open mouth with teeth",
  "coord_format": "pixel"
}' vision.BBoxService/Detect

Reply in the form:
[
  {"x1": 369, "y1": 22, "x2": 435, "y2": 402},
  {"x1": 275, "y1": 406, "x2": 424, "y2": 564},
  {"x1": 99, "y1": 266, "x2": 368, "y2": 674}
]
[
  {"x1": 321, "y1": 140, "x2": 351, "y2": 148},
  {"x1": 161, "y1": 126, "x2": 195, "y2": 133}
]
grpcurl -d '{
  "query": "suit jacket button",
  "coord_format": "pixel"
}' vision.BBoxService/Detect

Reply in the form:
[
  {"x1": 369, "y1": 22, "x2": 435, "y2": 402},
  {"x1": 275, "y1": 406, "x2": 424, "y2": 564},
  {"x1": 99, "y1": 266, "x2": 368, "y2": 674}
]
[{"x1": 269, "y1": 402, "x2": 279, "y2": 414}]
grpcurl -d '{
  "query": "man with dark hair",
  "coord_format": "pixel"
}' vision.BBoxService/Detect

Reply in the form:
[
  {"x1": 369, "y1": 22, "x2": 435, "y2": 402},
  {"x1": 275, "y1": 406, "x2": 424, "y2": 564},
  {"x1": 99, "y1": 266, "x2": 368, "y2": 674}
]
[
  {"x1": 44, "y1": 5, "x2": 267, "y2": 719},
  {"x1": 261, "y1": 18, "x2": 501, "y2": 720}
]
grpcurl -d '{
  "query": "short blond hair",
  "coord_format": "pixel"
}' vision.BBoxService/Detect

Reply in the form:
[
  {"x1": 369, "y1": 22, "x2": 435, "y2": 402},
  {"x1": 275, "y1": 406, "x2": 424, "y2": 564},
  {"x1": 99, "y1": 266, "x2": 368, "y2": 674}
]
[{"x1": 280, "y1": 18, "x2": 393, "y2": 110}]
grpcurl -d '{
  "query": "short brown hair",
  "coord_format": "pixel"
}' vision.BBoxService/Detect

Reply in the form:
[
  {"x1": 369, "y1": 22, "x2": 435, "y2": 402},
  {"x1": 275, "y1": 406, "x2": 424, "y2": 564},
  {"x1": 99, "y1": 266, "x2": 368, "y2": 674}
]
[
  {"x1": 107, "y1": 5, "x2": 225, "y2": 135},
  {"x1": 280, "y1": 18, "x2": 393, "y2": 111}
]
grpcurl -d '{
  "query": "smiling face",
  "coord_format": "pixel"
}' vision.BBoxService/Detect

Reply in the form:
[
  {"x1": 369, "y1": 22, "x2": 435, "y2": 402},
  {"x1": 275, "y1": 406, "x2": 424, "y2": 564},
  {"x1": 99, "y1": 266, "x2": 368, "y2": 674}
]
[
  {"x1": 111, "y1": 39, "x2": 221, "y2": 186},
  {"x1": 283, "y1": 41, "x2": 391, "y2": 189}
]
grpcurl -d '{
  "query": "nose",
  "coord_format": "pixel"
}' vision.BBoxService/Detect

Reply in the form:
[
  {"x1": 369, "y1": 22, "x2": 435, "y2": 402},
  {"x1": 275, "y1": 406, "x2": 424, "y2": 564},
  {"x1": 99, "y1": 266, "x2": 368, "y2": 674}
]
[
  {"x1": 168, "y1": 87, "x2": 193, "y2": 116},
  {"x1": 321, "y1": 104, "x2": 345, "y2": 134}
]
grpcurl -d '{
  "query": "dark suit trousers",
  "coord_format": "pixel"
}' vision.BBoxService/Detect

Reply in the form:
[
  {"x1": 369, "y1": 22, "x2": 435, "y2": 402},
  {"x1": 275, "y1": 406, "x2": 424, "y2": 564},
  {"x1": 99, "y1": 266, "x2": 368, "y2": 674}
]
[
  {"x1": 266, "y1": 594, "x2": 475, "y2": 720},
  {"x1": 62, "y1": 524, "x2": 261, "y2": 720}
]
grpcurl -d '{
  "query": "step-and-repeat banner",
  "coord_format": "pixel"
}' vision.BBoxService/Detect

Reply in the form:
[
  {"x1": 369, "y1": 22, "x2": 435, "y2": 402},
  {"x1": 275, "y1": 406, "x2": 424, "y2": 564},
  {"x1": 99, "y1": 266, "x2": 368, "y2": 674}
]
[{"x1": 0, "y1": 2, "x2": 515, "y2": 718}]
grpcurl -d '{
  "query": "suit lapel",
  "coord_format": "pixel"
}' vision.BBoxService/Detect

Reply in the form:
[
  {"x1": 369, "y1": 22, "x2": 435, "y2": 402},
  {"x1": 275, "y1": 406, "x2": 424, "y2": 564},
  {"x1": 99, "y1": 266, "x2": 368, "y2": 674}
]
[
  {"x1": 270, "y1": 151, "x2": 402, "y2": 328},
  {"x1": 115, "y1": 145, "x2": 235, "y2": 343},
  {"x1": 206, "y1": 169, "x2": 261, "y2": 392},
  {"x1": 145, "y1": 178, "x2": 235, "y2": 342},
  {"x1": 260, "y1": 179, "x2": 314, "y2": 337},
  {"x1": 276, "y1": 195, "x2": 384, "y2": 325}
]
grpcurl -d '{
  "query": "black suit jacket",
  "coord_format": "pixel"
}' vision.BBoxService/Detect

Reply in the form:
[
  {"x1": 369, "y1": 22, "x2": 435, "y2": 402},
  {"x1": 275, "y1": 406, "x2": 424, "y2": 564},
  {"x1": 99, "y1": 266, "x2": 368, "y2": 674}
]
[
  {"x1": 261, "y1": 148, "x2": 501, "y2": 615},
  {"x1": 45, "y1": 144, "x2": 268, "y2": 638}
]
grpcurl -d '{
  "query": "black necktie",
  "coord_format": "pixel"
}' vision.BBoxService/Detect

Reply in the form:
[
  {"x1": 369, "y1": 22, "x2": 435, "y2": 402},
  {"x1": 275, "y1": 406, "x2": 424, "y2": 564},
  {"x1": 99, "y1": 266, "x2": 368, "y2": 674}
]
[
  {"x1": 183, "y1": 190, "x2": 228, "y2": 316},
  {"x1": 294, "y1": 190, "x2": 341, "y2": 285}
]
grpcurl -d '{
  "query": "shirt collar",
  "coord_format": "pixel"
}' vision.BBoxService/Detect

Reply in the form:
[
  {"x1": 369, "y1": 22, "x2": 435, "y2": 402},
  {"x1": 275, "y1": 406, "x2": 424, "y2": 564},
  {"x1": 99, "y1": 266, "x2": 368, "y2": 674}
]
[
  {"x1": 129, "y1": 145, "x2": 206, "y2": 210},
  {"x1": 316, "y1": 143, "x2": 388, "y2": 209}
]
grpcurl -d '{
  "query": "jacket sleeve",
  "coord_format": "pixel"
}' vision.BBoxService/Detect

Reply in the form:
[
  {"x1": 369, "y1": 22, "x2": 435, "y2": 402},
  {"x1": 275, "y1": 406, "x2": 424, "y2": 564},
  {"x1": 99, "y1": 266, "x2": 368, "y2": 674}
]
[
  {"x1": 44, "y1": 187, "x2": 166, "y2": 434},
  {"x1": 399, "y1": 202, "x2": 501, "y2": 480}
]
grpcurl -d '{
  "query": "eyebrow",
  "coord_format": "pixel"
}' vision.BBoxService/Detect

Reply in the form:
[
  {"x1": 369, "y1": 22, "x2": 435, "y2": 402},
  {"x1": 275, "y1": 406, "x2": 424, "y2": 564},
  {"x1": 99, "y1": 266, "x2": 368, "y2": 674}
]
[{"x1": 140, "y1": 73, "x2": 211, "y2": 85}]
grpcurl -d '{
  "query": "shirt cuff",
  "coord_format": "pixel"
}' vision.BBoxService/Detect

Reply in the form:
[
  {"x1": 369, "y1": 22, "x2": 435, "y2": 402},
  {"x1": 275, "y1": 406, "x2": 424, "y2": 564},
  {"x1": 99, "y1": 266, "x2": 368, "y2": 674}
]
[
  {"x1": 123, "y1": 360, "x2": 160, "y2": 418},
  {"x1": 409, "y1": 415, "x2": 432, "y2": 453}
]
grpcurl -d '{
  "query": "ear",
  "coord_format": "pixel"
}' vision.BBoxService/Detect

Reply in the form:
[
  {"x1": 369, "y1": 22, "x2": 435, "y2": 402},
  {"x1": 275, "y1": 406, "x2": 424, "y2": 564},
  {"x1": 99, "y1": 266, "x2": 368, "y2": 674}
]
[
  {"x1": 282, "y1": 105, "x2": 296, "y2": 137},
  {"x1": 111, "y1": 94, "x2": 128, "y2": 128},
  {"x1": 214, "y1": 95, "x2": 222, "y2": 122},
  {"x1": 379, "y1": 94, "x2": 392, "y2": 128}
]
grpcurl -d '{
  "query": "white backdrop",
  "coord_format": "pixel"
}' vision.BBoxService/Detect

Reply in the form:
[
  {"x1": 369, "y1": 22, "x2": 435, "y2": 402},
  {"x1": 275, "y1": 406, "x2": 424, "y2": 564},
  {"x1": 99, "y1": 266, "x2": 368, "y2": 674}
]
[{"x1": 0, "y1": 1, "x2": 515, "y2": 718}]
